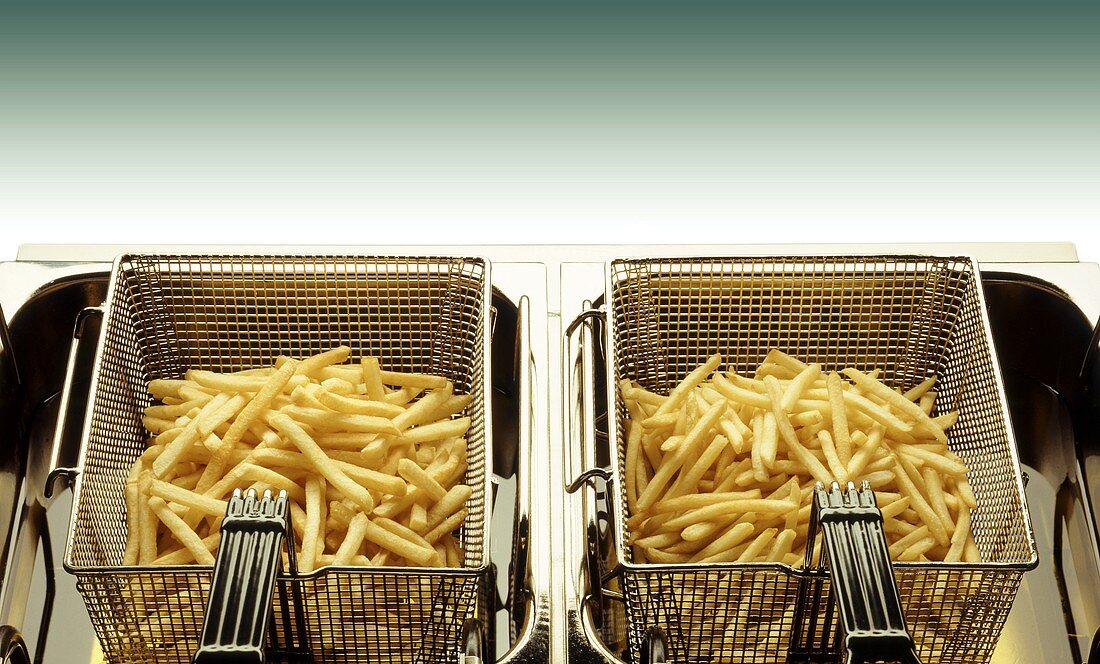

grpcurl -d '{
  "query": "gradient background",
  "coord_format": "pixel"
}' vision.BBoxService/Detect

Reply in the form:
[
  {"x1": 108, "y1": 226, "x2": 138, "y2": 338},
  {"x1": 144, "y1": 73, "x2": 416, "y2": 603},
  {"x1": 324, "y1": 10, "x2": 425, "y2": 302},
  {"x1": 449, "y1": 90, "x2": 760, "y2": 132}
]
[{"x1": 0, "y1": 1, "x2": 1097, "y2": 252}]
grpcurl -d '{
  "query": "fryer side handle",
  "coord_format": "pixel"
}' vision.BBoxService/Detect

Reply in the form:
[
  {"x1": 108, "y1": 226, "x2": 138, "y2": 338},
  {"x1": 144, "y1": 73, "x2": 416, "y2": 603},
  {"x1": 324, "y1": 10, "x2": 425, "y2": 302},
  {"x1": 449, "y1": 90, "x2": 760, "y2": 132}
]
[
  {"x1": 44, "y1": 305, "x2": 105, "y2": 500},
  {"x1": 0, "y1": 625, "x2": 30, "y2": 664},
  {"x1": 194, "y1": 489, "x2": 292, "y2": 664},
  {"x1": 563, "y1": 304, "x2": 614, "y2": 630},
  {"x1": 813, "y1": 481, "x2": 922, "y2": 664},
  {"x1": 508, "y1": 296, "x2": 534, "y2": 640},
  {"x1": 564, "y1": 306, "x2": 611, "y2": 492}
]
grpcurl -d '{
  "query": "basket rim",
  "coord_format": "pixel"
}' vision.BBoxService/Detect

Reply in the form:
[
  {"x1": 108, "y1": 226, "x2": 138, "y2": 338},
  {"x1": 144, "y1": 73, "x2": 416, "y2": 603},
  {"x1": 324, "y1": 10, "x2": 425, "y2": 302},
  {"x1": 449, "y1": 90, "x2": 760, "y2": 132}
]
[
  {"x1": 63, "y1": 252, "x2": 495, "y2": 574},
  {"x1": 602, "y1": 253, "x2": 1040, "y2": 572}
]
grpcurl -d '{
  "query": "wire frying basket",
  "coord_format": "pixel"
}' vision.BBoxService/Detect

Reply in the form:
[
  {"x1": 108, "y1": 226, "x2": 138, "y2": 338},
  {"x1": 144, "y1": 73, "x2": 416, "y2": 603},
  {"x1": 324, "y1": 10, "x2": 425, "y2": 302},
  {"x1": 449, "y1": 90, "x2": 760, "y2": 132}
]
[
  {"x1": 602, "y1": 255, "x2": 1037, "y2": 663},
  {"x1": 61, "y1": 254, "x2": 493, "y2": 663}
]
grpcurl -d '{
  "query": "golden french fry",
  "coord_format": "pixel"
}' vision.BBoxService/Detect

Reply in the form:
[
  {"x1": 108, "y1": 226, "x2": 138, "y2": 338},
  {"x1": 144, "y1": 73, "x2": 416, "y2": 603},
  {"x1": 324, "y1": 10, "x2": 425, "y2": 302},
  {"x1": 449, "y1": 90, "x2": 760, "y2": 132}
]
[
  {"x1": 750, "y1": 411, "x2": 767, "y2": 483},
  {"x1": 397, "y1": 458, "x2": 447, "y2": 501},
  {"x1": 963, "y1": 536, "x2": 981, "y2": 562},
  {"x1": 392, "y1": 417, "x2": 471, "y2": 445},
  {"x1": 363, "y1": 518, "x2": 436, "y2": 564},
  {"x1": 622, "y1": 351, "x2": 974, "y2": 566},
  {"x1": 780, "y1": 364, "x2": 821, "y2": 411},
  {"x1": 138, "y1": 471, "x2": 158, "y2": 564},
  {"x1": 314, "y1": 387, "x2": 406, "y2": 419},
  {"x1": 695, "y1": 522, "x2": 756, "y2": 562},
  {"x1": 361, "y1": 357, "x2": 386, "y2": 400},
  {"x1": 150, "y1": 479, "x2": 227, "y2": 518},
  {"x1": 956, "y1": 478, "x2": 978, "y2": 509},
  {"x1": 297, "y1": 346, "x2": 352, "y2": 377},
  {"x1": 625, "y1": 421, "x2": 643, "y2": 511},
  {"x1": 424, "y1": 508, "x2": 467, "y2": 545},
  {"x1": 904, "y1": 376, "x2": 937, "y2": 401},
  {"x1": 736, "y1": 527, "x2": 778, "y2": 562},
  {"x1": 267, "y1": 413, "x2": 374, "y2": 512},
  {"x1": 826, "y1": 372, "x2": 853, "y2": 466},
  {"x1": 123, "y1": 462, "x2": 143, "y2": 565},
  {"x1": 653, "y1": 354, "x2": 723, "y2": 418},
  {"x1": 334, "y1": 514, "x2": 371, "y2": 565},
  {"x1": 843, "y1": 367, "x2": 947, "y2": 443},
  {"x1": 300, "y1": 478, "x2": 325, "y2": 572},
  {"x1": 375, "y1": 518, "x2": 440, "y2": 565},
  {"x1": 149, "y1": 497, "x2": 214, "y2": 565},
  {"x1": 280, "y1": 405, "x2": 400, "y2": 436},
  {"x1": 661, "y1": 499, "x2": 797, "y2": 530},
  {"x1": 767, "y1": 529, "x2": 797, "y2": 562},
  {"x1": 764, "y1": 349, "x2": 807, "y2": 373},
  {"x1": 137, "y1": 348, "x2": 472, "y2": 570},
  {"x1": 667, "y1": 435, "x2": 728, "y2": 500},
  {"x1": 378, "y1": 369, "x2": 449, "y2": 390},
  {"x1": 899, "y1": 536, "x2": 936, "y2": 561}
]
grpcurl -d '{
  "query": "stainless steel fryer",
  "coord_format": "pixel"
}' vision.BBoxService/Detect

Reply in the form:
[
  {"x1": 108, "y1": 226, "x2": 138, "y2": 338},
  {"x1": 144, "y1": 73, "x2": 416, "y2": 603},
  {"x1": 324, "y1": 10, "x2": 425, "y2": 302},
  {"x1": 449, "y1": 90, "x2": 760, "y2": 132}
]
[
  {"x1": 64, "y1": 254, "x2": 494, "y2": 663},
  {"x1": 0, "y1": 243, "x2": 1096, "y2": 664},
  {"x1": 586, "y1": 255, "x2": 1035, "y2": 663}
]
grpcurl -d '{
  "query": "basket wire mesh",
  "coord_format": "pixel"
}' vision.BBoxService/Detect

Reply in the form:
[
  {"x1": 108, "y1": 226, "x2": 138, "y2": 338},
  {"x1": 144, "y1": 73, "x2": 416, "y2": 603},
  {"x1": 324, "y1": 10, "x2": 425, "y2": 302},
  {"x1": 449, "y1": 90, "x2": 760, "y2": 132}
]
[
  {"x1": 64, "y1": 254, "x2": 493, "y2": 663},
  {"x1": 603, "y1": 255, "x2": 1036, "y2": 664}
]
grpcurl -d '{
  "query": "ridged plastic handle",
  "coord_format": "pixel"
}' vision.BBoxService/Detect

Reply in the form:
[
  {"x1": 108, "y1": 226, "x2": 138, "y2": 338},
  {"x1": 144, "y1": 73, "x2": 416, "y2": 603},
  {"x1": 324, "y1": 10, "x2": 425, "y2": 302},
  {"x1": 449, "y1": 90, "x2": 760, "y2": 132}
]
[
  {"x1": 813, "y1": 481, "x2": 922, "y2": 664},
  {"x1": 194, "y1": 489, "x2": 290, "y2": 664}
]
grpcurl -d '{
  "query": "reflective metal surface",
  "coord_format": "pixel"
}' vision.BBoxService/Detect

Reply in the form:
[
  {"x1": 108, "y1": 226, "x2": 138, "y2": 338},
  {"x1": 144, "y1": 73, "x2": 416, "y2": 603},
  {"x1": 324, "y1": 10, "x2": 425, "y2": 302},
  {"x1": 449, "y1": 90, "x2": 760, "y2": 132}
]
[{"x1": 0, "y1": 244, "x2": 1095, "y2": 663}]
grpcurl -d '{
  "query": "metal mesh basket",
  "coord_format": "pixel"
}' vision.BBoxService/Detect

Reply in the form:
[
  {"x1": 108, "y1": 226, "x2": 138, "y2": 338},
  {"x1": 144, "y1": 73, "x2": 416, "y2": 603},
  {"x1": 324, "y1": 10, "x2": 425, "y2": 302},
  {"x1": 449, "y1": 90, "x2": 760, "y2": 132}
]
[
  {"x1": 603, "y1": 255, "x2": 1036, "y2": 663},
  {"x1": 63, "y1": 254, "x2": 493, "y2": 663}
]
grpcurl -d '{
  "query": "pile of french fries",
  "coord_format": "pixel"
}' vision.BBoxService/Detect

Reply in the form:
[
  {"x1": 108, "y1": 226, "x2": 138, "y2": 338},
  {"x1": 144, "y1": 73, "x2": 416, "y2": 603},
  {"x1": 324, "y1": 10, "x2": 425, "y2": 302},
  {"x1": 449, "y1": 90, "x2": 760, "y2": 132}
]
[
  {"x1": 127, "y1": 346, "x2": 473, "y2": 570},
  {"x1": 622, "y1": 349, "x2": 980, "y2": 565}
]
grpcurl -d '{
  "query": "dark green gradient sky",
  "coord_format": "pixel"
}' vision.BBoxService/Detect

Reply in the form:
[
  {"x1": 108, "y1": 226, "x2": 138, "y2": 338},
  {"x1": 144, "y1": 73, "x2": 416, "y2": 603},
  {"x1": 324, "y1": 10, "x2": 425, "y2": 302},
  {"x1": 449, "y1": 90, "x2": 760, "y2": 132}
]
[{"x1": 0, "y1": 2, "x2": 1096, "y2": 245}]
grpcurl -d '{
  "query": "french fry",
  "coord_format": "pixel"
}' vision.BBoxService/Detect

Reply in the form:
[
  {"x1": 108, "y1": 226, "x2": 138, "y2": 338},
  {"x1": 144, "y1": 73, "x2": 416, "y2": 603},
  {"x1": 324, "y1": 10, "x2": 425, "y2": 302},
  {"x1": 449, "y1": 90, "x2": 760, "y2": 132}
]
[
  {"x1": 424, "y1": 508, "x2": 468, "y2": 545},
  {"x1": 297, "y1": 346, "x2": 352, "y2": 377},
  {"x1": 134, "y1": 348, "x2": 473, "y2": 569},
  {"x1": 393, "y1": 417, "x2": 471, "y2": 445},
  {"x1": 280, "y1": 405, "x2": 400, "y2": 436},
  {"x1": 781, "y1": 364, "x2": 821, "y2": 411},
  {"x1": 334, "y1": 514, "x2": 371, "y2": 565},
  {"x1": 622, "y1": 350, "x2": 971, "y2": 565},
  {"x1": 267, "y1": 413, "x2": 375, "y2": 511},
  {"x1": 150, "y1": 479, "x2": 227, "y2": 518},
  {"x1": 123, "y1": 462, "x2": 143, "y2": 565},
  {"x1": 397, "y1": 458, "x2": 448, "y2": 501},
  {"x1": 300, "y1": 478, "x2": 325, "y2": 572},
  {"x1": 391, "y1": 386, "x2": 454, "y2": 431},
  {"x1": 843, "y1": 368, "x2": 947, "y2": 443},
  {"x1": 826, "y1": 372, "x2": 852, "y2": 466},
  {"x1": 737, "y1": 528, "x2": 778, "y2": 562},
  {"x1": 313, "y1": 387, "x2": 405, "y2": 418},
  {"x1": 363, "y1": 518, "x2": 436, "y2": 564},
  {"x1": 625, "y1": 421, "x2": 643, "y2": 510},
  {"x1": 378, "y1": 369, "x2": 449, "y2": 390},
  {"x1": 361, "y1": 357, "x2": 386, "y2": 400},
  {"x1": 149, "y1": 497, "x2": 215, "y2": 565}
]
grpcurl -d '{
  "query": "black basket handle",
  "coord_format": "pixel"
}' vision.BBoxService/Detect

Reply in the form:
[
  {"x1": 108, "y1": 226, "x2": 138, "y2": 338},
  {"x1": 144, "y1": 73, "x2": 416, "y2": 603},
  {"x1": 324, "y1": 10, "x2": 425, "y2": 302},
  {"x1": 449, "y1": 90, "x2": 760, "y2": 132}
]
[
  {"x1": 194, "y1": 488, "x2": 292, "y2": 664},
  {"x1": 812, "y1": 481, "x2": 922, "y2": 664}
]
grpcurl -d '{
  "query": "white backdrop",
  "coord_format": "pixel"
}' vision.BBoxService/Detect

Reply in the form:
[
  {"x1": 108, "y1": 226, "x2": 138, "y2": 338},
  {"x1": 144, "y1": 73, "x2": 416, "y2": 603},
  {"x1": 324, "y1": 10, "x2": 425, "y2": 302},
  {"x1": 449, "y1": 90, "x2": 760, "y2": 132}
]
[{"x1": 0, "y1": 169, "x2": 1097, "y2": 259}]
